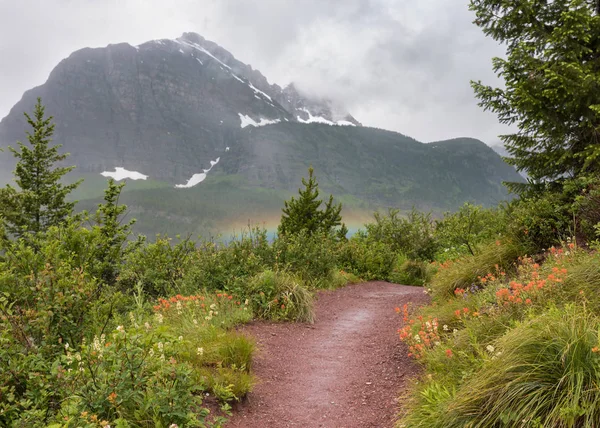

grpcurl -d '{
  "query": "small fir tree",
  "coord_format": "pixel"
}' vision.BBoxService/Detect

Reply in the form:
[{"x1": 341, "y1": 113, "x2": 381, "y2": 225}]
[
  {"x1": 279, "y1": 166, "x2": 344, "y2": 237},
  {"x1": 92, "y1": 178, "x2": 136, "y2": 285},
  {"x1": 0, "y1": 98, "x2": 81, "y2": 236}
]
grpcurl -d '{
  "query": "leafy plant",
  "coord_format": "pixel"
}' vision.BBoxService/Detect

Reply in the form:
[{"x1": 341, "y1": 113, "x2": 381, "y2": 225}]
[{"x1": 247, "y1": 270, "x2": 315, "y2": 323}]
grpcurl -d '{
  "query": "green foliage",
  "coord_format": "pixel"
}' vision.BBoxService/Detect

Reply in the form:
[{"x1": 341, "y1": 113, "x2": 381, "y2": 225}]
[
  {"x1": 88, "y1": 178, "x2": 137, "y2": 285},
  {"x1": 435, "y1": 203, "x2": 506, "y2": 256},
  {"x1": 247, "y1": 270, "x2": 315, "y2": 323},
  {"x1": 273, "y1": 230, "x2": 338, "y2": 287},
  {"x1": 366, "y1": 208, "x2": 437, "y2": 261},
  {"x1": 118, "y1": 236, "x2": 197, "y2": 297},
  {"x1": 390, "y1": 258, "x2": 435, "y2": 287},
  {"x1": 447, "y1": 305, "x2": 600, "y2": 427},
  {"x1": 58, "y1": 325, "x2": 207, "y2": 427},
  {"x1": 0, "y1": 98, "x2": 81, "y2": 237},
  {"x1": 507, "y1": 190, "x2": 574, "y2": 252},
  {"x1": 337, "y1": 235, "x2": 396, "y2": 281},
  {"x1": 278, "y1": 166, "x2": 344, "y2": 238},
  {"x1": 180, "y1": 227, "x2": 273, "y2": 295},
  {"x1": 429, "y1": 239, "x2": 526, "y2": 299},
  {"x1": 470, "y1": 0, "x2": 600, "y2": 193}
]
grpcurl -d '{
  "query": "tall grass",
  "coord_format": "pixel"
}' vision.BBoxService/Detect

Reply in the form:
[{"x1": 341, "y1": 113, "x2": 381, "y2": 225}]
[
  {"x1": 430, "y1": 239, "x2": 526, "y2": 299},
  {"x1": 446, "y1": 305, "x2": 600, "y2": 427},
  {"x1": 248, "y1": 270, "x2": 315, "y2": 323}
]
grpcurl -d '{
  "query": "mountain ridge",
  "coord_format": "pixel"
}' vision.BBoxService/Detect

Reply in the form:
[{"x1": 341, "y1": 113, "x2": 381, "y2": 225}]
[{"x1": 0, "y1": 32, "x2": 523, "y2": 236}]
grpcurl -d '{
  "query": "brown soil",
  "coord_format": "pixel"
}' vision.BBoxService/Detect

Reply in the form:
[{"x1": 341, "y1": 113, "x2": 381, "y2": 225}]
[{"x1": 226, "y1": 281, "x2": 428, "y2": 428}]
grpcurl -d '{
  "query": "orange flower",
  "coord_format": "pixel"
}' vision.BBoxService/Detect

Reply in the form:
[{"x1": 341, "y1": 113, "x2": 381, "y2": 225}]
[
  {"x1": 445, "y1": 349, "x2": 453, "y2": 358},
  {"x1": 525, "y1": 298, "x2": 532, "y2": 305},
  {"x1": 107, "y1": 392, "x2": 117, "y2": 403},
  {"x1": 593, "y1": 347, "x2": 600, "y2": 353}
]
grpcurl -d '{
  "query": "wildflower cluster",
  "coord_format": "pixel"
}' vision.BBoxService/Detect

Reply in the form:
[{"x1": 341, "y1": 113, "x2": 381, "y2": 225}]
[
  {"x1": 492, "y1": 248, "x2": 572, "y2": 307},
  {"x1": 153, "y1": 292, "x2": 251, "y2": 328},
  {"x1": 397, "y1": 304, "x2": 441, "y2": 359}
]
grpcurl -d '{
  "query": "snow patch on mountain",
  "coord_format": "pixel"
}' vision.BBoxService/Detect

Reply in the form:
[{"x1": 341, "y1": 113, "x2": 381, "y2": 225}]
[
  {"x1": 175, "y1": 157, "x2": 221, "y2": 188},
  {"x1": 296, "y1": 108, "x2": 355, "y2": 126},
  {"x1": 238, "y1": 113, "x2": 281, "y2": 128},
  {"x1": 101, "y1": 167, "x2": 148, "y2": 181}
]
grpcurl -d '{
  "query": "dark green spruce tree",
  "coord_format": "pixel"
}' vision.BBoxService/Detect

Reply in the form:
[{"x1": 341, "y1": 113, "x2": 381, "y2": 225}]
[
  {"x1": 0, "y1": 98, "x2": 81, "y2": 237},
  {"x1": 470, "y1": 0, "x2": 600, "y2": 194},
  {"x1": 91, "y1": 178, "x2": 136, "y2": 285},
  {"x1": 279, "y1": 166, "x2": 344, "y2": 237}
]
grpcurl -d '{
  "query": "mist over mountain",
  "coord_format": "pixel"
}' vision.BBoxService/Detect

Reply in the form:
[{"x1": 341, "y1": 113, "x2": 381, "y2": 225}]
[{"x1": 0, "y1": 32, "x2": 523, "y2": 236}]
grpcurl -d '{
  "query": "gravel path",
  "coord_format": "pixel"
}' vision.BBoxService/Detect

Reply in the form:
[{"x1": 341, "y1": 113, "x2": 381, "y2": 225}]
[{"x1": 226, "y1": 281, "x2": 428, "y2": 428}]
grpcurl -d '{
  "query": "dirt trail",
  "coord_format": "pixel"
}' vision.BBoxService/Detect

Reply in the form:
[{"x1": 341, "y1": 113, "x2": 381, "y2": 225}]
[{"x1": 226, "y1": 281, "x2": 428, "y2": 428}]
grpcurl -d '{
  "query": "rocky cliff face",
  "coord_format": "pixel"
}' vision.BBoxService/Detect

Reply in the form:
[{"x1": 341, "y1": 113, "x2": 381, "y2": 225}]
[
  {"x1": 0, "y1": 32, "x2": 359, "y2": 181},
  {"x1": 0, "y1": 31, "x2": 523, "y2": 234}
]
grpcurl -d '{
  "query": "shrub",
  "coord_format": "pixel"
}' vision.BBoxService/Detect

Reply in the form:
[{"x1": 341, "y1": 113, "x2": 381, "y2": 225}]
[
  {"x1": 390, "y1": 259, "x2": 435, "y2": 286},
  {"x1": 247, "y1": 270, "x2": 315, "y2": 323},
  {"x1": 273, "y1": 231, "x2": 337, "y2": 287},
  {"x1": 57, "y1": 323, "x2": 212, "y2": 427},
  {"x1": 435, "y1": 203, "x2": 507, "y2": 257},
  {"x1": 365, "y1": 208, "x2": 438, "y2": 261},
  {"x1": 118, "y1": 235, "x2": 197, "y2": 297},
  {"x1": 180, "y1": 227, "x2": 273, "y2": 295},
  {"x1": 337, "y1": 236, "x2": 396, "y2": 281},
  {"x1": 507, "y1": 192, "x2": 573, "y2": 254}
]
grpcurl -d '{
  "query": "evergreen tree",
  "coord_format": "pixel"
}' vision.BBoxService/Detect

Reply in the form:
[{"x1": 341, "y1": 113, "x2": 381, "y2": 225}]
[
  {"x1": 0, "y1": 98, "x2": 81, "y2": 236},
  {"x1": 470, "y1": 0, "x2": 600, "y2": 194},
  {"x1": 279, "y1": 167, "x2": 344, "y2": 237},
  {"x1": 91, "y1": 178, "x2": 136, "y2": 285}
]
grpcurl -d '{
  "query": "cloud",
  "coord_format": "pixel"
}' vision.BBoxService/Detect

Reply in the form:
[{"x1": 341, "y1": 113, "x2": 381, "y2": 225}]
[{"x1": 0, "y1": 0, "x2": 511, "y2": 144}]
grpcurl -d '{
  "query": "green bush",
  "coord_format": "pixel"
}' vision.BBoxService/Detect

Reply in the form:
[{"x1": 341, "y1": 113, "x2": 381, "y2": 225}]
[
  {"x1": 337, "y1": 235, "x2": 396, "y2": 281},
  {"x1": 57, "y1": 325, "x2": 210, "y2": 427},
  {"x1": 507, "y1": 192, "x2": 573, "y2": 254},
  {"x1": 273, "y1": 231, "x2": 337, "y2": 287},
  {"x1": 435, "y1": 203, "x2": 507, "y2": 258},
  {"x1": 118, "y1": 235, "x2": 197, "y2": 297},
  {"x1": 180, "y1": 228, "x2": 273, "y2": 295},
  {"x1": 247, "y1": 270, "x2": 315, "y2": 323},
  {"x1": 365, "y1": 208, "x2": 438, "y2": 261},
  {"x1": 390, "y1": 258, "x2": 435, "y2": 286}
]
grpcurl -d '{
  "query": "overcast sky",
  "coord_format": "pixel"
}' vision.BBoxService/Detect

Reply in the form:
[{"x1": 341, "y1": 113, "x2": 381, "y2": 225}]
[{"x1": 0, "y1": 0, "x2": 510, "y2": 144}]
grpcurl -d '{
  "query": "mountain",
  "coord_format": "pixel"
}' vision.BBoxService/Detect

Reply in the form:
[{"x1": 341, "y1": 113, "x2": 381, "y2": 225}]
[{"x1": 0, "y1": 32, "x2": 523, "y2": 237}]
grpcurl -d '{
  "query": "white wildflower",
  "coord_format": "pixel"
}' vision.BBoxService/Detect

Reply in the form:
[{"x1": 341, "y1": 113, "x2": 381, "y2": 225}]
[
  {"x1": 116, "y1": 325, "x2": 124, "y2": 332},
  {"x1": 155, "y1": 313, "x2": 164, "y2": 324},
  {"x1": 486, "y1": 345, "x2": 495, "y2": 354},
  {"x1": 193, "y1": 319, "x2": 198, "y2": 325},
  {"x1": 244, "y1": 299, "x2": 249, "y2": 306},
  {"x1": 414, "y1": 334, "x2": 421, "y2": 343},
  {"x1": 178, "y1": 336, "x2": 183, "y2": 341},
  {"x1": 443, "y1": 325, "x2": 449, "y2": 331},
  {"x1": 144, "y1": 322, "x2": 151, "y2": 330},
  {"x1": 210, "y1": 303, "x2": 217, "y2": 310},
  {"x1": 197, "y1": 347, "x2": 204, "y2": 356},
  {"x1": 176, "y1": 301, "x2": 183, "y2": 315}
]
